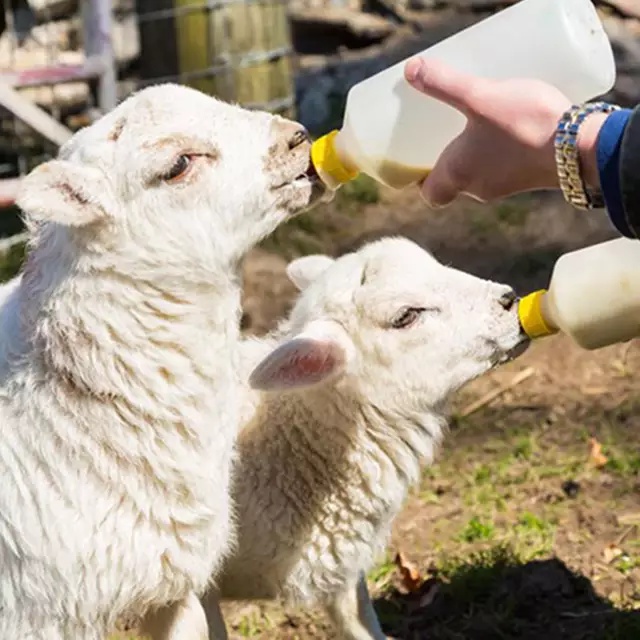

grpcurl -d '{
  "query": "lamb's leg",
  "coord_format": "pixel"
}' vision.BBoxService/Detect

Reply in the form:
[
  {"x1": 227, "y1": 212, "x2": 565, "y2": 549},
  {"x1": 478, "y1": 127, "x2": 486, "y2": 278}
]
[
  {"x1": 137, "y1": 593, "x2": 208, "y2": 640},
  {"x1": 324, "y1": 571, "x2": 388, "y2": 640},
  {"x1": 200, "y1": 589, "x2": 229, "y2": 640}
]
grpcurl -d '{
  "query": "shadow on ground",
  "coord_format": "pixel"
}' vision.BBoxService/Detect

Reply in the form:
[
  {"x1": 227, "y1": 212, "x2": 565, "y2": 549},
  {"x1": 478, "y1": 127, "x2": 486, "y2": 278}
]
[{"x1": 376, "y1": 549, "x2": 640, "y2": 640}]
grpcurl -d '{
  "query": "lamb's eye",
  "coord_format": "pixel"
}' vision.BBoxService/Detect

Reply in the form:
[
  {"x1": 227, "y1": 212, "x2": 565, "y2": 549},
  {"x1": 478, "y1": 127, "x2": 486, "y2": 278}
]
[
  {"x1": 163, "y1": 155, "x2": 192, "y2": 183},
  {"x1": 391, "y1": 307, "x2": 426, "y2": 329}
]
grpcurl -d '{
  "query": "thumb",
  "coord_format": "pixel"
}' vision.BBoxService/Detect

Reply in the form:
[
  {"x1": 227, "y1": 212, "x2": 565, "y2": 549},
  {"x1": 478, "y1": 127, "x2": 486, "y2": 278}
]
[
  {"x1": 405, "y1": 58, "x2": 482, "y2": 115},
  {"x1": 419, "y1": 136, "x2": 469, "y2": 208}
]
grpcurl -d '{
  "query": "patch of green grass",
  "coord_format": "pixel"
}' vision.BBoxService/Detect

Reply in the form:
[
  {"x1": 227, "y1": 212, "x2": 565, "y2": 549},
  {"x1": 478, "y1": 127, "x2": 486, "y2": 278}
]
[
  {"x1": 517, "y1": 511, "x2": 549, "y2": 533},
  {"x1": 476, "y1": 487, "x2": 501, "y2": 507},
  {"x1": 513, "y1": 435, "x2": 534, "y2": 460},
  {"x1": 418, "y1": 487, "x2": 442, "y2": 505},
  {"x1": 339, "y1": 174, "x2": 380, "y2": 206},
  {"x1": 0, "y1": 242, "x2": 25, "y2": 283},
  {"x1": 604, "y1": 452, "x2": 640, "y2": 476},
  {"x1": 473, "y1": 463, "x2": 492, "y2": 484},
  {"x1": 437, "y1": 544, "x2": 520, "y2": 602},
  {"x1": 235, "y1": 611, "x2": 273, "y2": 637},
  {"x1": 368, "y1": 555, "x2": 396, "y2": 585},
  {"x1": 512, "y1": 510, "x2": 556, "y2": 558},
  {"x1": 458, "y1": 516, "x2": 495, "y2": 543},
  {"x1": 494, "y1": 199, "x2": 530, "y2": 228},
  {"x1": 468, "y1": 211, "x2": 496, "y2": 237},
  {"x1": 495, "y1": 454, "x2": 515, "y2": 479},
  {"x1": 614, "y1": 554, "x2": 640, "y2": 575}
]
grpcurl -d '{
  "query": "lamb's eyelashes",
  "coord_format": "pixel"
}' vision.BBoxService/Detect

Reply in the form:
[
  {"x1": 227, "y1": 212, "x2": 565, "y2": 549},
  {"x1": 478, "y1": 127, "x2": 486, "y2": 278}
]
[
  {"x1": 389, "y1": 305, "x2": 443, "y2": 329},
  {"x1": 163, "y1": 154, "x2": 193, "y2": 183}
]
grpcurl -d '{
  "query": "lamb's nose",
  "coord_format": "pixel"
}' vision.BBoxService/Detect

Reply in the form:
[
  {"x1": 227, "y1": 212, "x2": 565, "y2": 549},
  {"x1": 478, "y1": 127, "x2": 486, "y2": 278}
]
[
  {"x1": 499, "y1": 290, "x2": 517, "y2": 311},
  {"x1": 288, "y1": 127, "x2": 310, "y2": 150},
  {"x1": 271, "y1": 119, "x2": 311, "y2": 155}
]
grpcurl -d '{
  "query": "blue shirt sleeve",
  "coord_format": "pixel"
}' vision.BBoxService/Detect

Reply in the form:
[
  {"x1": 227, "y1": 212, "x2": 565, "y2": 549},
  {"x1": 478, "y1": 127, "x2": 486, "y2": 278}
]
[{"x1": 596, "y1": 108, "x2": 633, "y2": 237}]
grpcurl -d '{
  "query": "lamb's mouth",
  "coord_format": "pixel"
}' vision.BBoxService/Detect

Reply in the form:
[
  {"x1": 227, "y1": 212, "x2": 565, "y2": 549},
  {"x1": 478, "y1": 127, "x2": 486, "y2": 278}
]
[
  {"x1": 501, "y1": 337, "x2": 530, "y2": 363},
  {"x1": 487, "y1": 335, "x2": 530, "y2": 367},
  {"x1": 293, "y1": 163, "x2": 331, "y2": 208}
]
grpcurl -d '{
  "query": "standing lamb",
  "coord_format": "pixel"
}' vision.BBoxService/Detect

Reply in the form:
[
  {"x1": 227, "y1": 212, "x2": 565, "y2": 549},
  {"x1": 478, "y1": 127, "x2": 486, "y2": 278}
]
[
  {"x1": 0, "y1": 83, "x2": 321, "y2": 639},
  {"x1": 146, "y1": 236, "x2": 529, "y2": 640}
]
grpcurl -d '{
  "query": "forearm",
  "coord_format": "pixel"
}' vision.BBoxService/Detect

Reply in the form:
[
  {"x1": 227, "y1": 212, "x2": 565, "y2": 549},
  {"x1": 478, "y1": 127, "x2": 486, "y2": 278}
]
[
  {"x1": 595, "y1": 108, "x2": 632, "y2": 237},
  {"x1": 577, "y1": 106, "x2": 639, "y2": 239},
  {"x1": 620, "y1": 105, "x2": 640, "y2": 238}
]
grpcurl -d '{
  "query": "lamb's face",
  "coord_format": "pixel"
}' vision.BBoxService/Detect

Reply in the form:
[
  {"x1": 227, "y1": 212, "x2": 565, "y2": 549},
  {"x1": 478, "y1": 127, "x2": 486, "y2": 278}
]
[
  {"x1": 250, "y1": 237, "x2": 528, "y2": 405},
  {"x1": 17, "y1": 84, "x2": 321, "y2": 276}
]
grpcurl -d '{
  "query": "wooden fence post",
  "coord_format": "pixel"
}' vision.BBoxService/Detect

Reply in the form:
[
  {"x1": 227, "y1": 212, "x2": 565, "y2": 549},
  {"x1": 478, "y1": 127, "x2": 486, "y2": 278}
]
[{"x1": 135, "y1": 0, "x2": 295, "y2": 118}]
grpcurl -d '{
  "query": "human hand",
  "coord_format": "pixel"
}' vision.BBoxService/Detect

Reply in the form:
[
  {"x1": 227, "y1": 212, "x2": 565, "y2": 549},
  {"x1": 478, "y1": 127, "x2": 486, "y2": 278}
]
[{"x1": 404, "y1": 58, "x2": 607, "y2": 207}]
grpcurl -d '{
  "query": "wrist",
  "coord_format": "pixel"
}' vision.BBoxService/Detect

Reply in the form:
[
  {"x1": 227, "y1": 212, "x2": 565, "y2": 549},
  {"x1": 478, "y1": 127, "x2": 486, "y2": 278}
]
[{"x1": 555, "y1": 103, "x2": 619, "y2": 210}]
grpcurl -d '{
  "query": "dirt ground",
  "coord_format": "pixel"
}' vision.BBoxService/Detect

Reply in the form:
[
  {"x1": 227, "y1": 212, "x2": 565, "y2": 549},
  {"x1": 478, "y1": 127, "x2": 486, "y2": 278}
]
[{"x1": 220, "y1": 181, "x2": 640, "y2": 639}]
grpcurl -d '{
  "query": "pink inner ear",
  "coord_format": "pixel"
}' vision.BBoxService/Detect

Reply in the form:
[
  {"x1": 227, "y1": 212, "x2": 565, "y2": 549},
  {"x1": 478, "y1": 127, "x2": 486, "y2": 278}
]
[
  {"x1": 251, "y1": 335, "x2": 348, "y2": 391},
  {"x1": 288, "y1": 342, "x2": 337, "y2": 383}
]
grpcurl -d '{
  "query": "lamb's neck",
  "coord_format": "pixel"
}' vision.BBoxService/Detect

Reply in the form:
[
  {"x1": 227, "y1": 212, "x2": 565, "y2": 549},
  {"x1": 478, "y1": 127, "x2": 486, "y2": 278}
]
[
  {"x1": 359, "y1": 398, "x2": 447, "y2": 488},
  {"x1": 21, "y1": 259, "x2": 242, "y2": 450},
  {"x1": 300, "y1": 385, "x2": 447, "y2": 489}
]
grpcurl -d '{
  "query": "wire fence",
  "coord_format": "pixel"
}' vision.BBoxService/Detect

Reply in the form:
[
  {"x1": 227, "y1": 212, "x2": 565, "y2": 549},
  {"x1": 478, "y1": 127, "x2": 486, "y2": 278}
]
[
  {"x1": 135, "y1": 0, "x2": 294, "y2": 113},
  {"x1": 0, "y1": 0, "x2": 296, "y2": 187}
]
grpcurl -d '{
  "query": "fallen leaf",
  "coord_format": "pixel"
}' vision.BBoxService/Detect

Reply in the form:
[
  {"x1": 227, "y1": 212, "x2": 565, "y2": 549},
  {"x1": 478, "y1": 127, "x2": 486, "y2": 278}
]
[
  {"x1": 394, "y1": 551, "x2": 423, "y2": 592},
  {"x1": 603, "y1": 543, "x2": 624, "y2": 564},
  {"x1": 588, "y1": 437, "x2": 608, "y2": 468}
]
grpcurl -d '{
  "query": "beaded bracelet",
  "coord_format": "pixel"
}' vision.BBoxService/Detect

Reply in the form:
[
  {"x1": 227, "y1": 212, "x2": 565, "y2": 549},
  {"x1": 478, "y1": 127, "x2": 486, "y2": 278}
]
[{"x1": 555, "y1": 102, "x2": 620, "y2": 210}]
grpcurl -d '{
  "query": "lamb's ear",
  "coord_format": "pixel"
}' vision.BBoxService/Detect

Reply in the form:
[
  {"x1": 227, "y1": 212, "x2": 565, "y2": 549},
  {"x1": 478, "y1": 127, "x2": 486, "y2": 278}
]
[
  {"x1": 249, "y1": 320, "x2": 354, "y2": 391},
  {"x1": 286, "y1": 254, "x2": 334, "y2": 291},
  {"x1": 17, "y1": 160, "x2": 111, "y2": 228}
]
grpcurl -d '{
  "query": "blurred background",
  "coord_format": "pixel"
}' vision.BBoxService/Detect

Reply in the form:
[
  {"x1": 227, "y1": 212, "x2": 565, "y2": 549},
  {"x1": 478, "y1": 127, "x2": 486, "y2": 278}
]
[{"x1": 0, "y1": 1, "x2": 637, "y2": 638}]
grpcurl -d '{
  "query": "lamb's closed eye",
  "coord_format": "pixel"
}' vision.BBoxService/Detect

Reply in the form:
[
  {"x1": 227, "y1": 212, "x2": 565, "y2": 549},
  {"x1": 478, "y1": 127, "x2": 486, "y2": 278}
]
[
  {"x1": 390, "y1": 306, "x2": 443, "y2": 329},
  {"x1": 163, "y1": 154, "x2": 193, "y2": 182}
]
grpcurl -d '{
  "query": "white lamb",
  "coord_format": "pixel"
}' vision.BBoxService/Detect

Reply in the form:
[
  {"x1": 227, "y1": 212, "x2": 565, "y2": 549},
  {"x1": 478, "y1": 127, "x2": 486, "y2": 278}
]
[
  {"x1": 0, "y1": 84, "x2": 321, "y2": 639},
  {"x1": 146, "y1": 236, "x2": 528, "y2": 640}
]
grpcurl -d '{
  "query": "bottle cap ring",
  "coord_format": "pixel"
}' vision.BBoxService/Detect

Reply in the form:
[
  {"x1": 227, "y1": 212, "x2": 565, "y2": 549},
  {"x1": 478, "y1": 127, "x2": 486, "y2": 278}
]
[{"x1": 518, "y1": 290, "x2": 557, "y2": 339}]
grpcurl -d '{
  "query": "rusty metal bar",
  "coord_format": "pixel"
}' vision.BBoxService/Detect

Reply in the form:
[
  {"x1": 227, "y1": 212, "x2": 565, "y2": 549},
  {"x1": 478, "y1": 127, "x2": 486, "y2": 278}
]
[
  {"x1": 0, "y1": 57, "x2": 106, "y2": 90},
  {"x1": 0, "y1": 83, "x2": 72, "y2": 146}
]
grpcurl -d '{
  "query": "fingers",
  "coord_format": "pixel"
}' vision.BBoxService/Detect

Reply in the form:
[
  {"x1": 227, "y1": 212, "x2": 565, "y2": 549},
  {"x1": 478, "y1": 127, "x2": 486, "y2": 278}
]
[
  {"x1": 420, "y1": 168, "x2": 459, "y2": 208},
  {"x1": 404, "y1": 58, "x2": 486, "y2": 116},
  {"x1": 419, "y1": 136, "x2": 469, "y2": 208}
]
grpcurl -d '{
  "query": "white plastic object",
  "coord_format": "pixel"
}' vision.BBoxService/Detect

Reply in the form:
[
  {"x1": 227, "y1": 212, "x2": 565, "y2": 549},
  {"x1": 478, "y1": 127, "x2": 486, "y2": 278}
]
[
  {"x1": 311, "y1": 0, "x2": 616, "y2": 190},
  {"x1": 518, "y1": 238, "x2": 640, "y2": 351}
]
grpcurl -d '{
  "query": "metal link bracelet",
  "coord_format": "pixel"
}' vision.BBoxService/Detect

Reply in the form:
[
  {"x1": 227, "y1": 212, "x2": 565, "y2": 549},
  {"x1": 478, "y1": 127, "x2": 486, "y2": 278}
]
[{"x1": 555, "y1": 102, "x2": 620, "y2": 210}]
